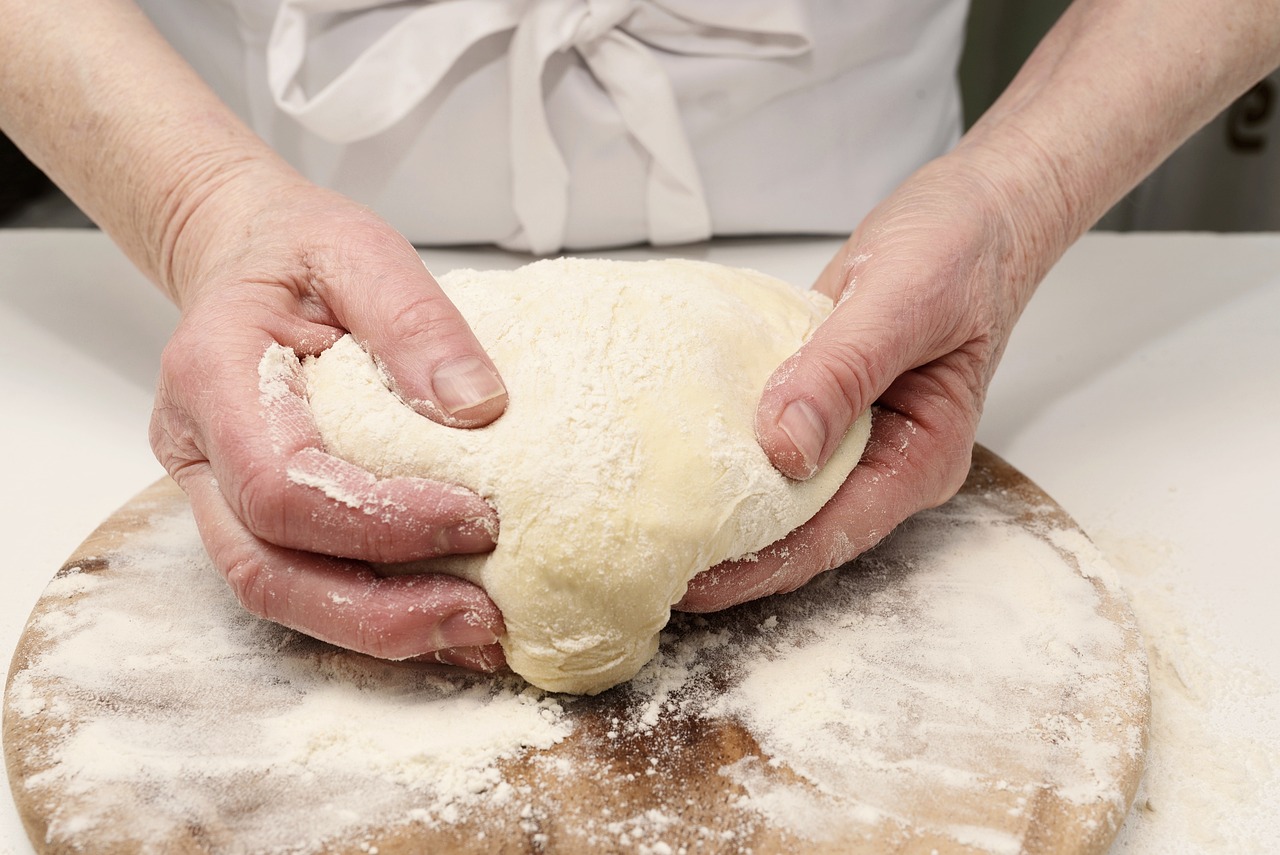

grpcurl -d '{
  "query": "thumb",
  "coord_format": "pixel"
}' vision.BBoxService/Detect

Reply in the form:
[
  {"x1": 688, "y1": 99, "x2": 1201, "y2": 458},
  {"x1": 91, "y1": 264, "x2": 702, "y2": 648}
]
[
  {"x1": 756, "y1": 261, "x2": 920, "y2": 480},
  {"x1": 330, "y1": 239, "x2": 508, "y2": 428}
]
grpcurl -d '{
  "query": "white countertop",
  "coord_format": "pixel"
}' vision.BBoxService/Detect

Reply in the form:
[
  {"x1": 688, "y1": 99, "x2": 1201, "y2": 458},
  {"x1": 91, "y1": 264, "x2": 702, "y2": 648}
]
[{"x1": 2, "y1": 230, "x2": 1277, "y2": 853}]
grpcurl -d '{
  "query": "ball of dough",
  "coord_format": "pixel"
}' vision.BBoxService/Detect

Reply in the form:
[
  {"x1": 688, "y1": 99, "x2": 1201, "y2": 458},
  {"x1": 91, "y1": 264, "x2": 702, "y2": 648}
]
[{"x1": 303, "y1": 258, "x2": 870, "y2": 694}]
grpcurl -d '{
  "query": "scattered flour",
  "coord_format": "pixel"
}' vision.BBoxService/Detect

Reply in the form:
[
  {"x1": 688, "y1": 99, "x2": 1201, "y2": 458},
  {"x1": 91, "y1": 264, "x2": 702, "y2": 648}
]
[
  {"x1": 1098, "y1": 532, "x2": 1280, "y2": 854},
  {"x1": 695, "y1": 493, "x2": 1147, "y2": 847},
  {"x1": 5, "y1": 480, "x2": 1192, "y2": 853},
  {"x1": 6, "y1": 504, "x2": 570, "y2": 853}
]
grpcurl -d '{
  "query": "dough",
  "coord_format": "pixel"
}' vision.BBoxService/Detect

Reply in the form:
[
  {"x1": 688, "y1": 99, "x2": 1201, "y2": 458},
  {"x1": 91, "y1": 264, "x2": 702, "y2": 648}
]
[{"x1": 303, "y1": 258, "x2": 870, "y2": 694}]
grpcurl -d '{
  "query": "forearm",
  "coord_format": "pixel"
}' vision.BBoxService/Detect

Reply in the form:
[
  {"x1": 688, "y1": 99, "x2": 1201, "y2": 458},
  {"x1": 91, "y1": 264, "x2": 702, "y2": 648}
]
[
  {"x1": 0, "y1": 0, "x2": 292, "y2": 303},
  {"x1": 951, "y1": 0, "x2": 1280, "y2": 285}
]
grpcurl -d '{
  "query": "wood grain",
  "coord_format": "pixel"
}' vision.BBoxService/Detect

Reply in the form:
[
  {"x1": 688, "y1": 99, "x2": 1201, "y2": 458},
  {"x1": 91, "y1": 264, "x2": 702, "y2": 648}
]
[{"x1": 4, "y1": 446, "x2": 1149, "y2": 854}]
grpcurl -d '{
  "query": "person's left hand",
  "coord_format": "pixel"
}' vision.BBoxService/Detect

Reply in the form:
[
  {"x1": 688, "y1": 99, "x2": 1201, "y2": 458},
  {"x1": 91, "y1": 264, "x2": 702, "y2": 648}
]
[
  {"x1": 148, "y1": 166, "x2": 511, "y2": 669},
  {"x1": 678, "y1": 154, "x2": 1050, "y2": 612}
]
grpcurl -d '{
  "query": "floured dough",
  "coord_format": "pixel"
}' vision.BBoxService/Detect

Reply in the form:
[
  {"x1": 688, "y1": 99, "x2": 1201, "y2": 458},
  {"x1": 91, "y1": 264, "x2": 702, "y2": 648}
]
[{"x1": 304, "y1": 258, "x2": 870, "y2": 693}]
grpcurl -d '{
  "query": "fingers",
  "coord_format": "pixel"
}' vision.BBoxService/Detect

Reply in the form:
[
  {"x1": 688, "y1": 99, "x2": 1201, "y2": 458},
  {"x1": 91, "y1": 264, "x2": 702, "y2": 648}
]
[
  {"x1": 756, "y1": 254, "x2": 931, "y2": 481},
  {"x1": 148, "y1": 195, "x2": 510, "y2": 670},
  {"x1": 152, "y1": 318, "x2": 498, "y2": 565},
  {"x1": 683, "y1": 369, "x2": 977, "y2": 613},
  {"x1": 178, "y1": 462, "x2": 507, "y2": 664},
  {"x1": 316, "y1": 232, "x2": 508, "y2": 427},
  {"x1": 756, "y1": 199, "x2": 1001, "y2": 482}
]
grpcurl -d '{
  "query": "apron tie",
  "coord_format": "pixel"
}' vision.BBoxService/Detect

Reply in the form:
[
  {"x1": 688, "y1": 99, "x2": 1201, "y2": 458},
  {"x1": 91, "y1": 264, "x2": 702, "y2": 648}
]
[{"x1": 267, "y1": 0, "x2": 811, "y2": 253}]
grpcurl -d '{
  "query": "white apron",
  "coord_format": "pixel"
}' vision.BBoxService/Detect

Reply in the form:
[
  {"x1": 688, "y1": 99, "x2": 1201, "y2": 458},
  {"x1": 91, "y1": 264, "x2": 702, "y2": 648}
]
[{"x1": 138, "y1": 0, "x2": 968, "y2": 253}]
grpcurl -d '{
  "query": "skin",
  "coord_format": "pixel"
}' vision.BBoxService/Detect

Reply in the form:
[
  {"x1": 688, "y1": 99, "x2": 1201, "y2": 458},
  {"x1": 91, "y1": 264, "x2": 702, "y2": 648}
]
[
  {"x1": 3, "y1": 0, "x2": 1279, "y2": 665},
  {"x1": 682, "y1": 0, "x2": 1280, "y2": 610},
  {"x1": 0, "y1": 0, "x2": 511, "y2": 668}
]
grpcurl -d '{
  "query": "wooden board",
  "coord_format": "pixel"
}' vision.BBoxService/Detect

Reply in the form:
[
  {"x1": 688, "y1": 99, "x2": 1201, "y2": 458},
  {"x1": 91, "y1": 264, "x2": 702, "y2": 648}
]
[{"x1": 4, "y1": 446, "x2": 1148, "y2": 854}]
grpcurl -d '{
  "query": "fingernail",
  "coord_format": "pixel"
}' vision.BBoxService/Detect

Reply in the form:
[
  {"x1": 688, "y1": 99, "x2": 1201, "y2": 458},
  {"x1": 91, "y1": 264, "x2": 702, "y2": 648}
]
[
  {"x1": 436, "y1": 517, "x2": 497, "y2": 554},
  {"x1": 439, "y1": 611, "x2": 500, "y2": 648},
  {"x1": 433, "y1": 357, "x2": 506, "y2": 416},
  {"x1": 778, "y1": 399, "x2": 827, "y2": 477},
  {"x1": 434, "y1": 644, "x2": 507, "y2": 672}
]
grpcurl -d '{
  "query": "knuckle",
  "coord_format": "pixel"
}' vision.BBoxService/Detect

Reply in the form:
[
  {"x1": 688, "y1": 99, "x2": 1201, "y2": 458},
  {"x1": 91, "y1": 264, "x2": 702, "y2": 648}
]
[
  {"x1": 350, "y1": 605, "x2": 415, "y2": 660},
  {"x1": 148, "y1": 404, "x2": 197, "y2": 472},
  {"x1": 381, "y1": 290, "x2": 469, "y2": 353},
  {"x1": 914, "y1": 440, "x2": 971, "y2": 510},
  {"x1": 912, "y1": 403, "x2": 976, "y2": 508},
  {"x1": 353, "y1": 522, "x2": 398, "y2": 564},
  {"x1": 936, "y1": 429, "x2": 975, "y2": 502},
  {"x1": 149, "y1": 382, "x2": 209, "y2": 481},
  {"x1": 152, "y1": 328, "x2": 219, "y2": 462},
  {"x1": 806, "y1": 341, "x2": 879, "y2": 424},
  {"x1": 770, "y1": 565, "x2": 814, "y2": 598},
  {"x1": 353, "y1": 625, "x2": 398, "y2": 660},
  {"x1": 234, "y1": 462, "x2": 291, "y2": 544},
  {"x1": 223, "y1": 551, "x2": 276, "y2": 621}
]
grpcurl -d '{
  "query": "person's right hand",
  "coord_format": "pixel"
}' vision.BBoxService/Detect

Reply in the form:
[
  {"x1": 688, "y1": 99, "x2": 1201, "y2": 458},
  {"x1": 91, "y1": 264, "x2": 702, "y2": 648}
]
[{"x1": 148, "y1": 163, "x2": 511, "y2": 670}]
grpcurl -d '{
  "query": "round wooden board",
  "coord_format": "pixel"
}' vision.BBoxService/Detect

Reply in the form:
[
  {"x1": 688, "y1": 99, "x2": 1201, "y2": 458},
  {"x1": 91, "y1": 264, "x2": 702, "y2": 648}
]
[{"x1": 5, "y1": 446, "x2": 1148, "y2": 855}]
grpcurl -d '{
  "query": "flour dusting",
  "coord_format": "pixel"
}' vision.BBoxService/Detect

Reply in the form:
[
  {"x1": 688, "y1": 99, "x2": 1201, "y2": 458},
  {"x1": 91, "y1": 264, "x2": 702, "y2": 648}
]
[
  {"x1": 693, "y1": 494, "x2": 1145, "y2": 847},
  {"x1": 5, "y1": 474, "x2": 1146, "y2": 853},
  {"x1": 7, "y1": 502, "x2": 570, "y2": 853},
  {"x1": 303, "y1": 259, "x2": 869, "y2": 694},
  {"x1": 1099, "y1": 533, "x2": 1280, "y2": 854}
]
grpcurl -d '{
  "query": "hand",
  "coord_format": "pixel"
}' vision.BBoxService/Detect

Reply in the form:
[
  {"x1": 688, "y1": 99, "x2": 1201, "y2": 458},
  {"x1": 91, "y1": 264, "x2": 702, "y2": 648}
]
[
  {"x1": 679, "y1": 156, "x2": 1045, "y2": 612},
  {"x1": 149, "y1": 166, "x2": 510, "y2": 668},
  {"x1": 678, "y1": 0, "x2": 1280, "y2": 613}
]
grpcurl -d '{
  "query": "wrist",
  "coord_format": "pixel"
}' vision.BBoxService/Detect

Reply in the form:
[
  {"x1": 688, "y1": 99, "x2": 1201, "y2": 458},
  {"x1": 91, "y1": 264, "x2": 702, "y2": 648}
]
[
  {"x1": 953, "y1": 104, "x2": 1134, "y2": 300},
  {"x1": 0, "y1": 0, "x2": 308, "y2": 308},
  {"x1": 154, "y1": 146, "x2": 305, "y2": 310},
  {"x1": 908, "y1": 140, "x2": 1080, "y2": 313}
]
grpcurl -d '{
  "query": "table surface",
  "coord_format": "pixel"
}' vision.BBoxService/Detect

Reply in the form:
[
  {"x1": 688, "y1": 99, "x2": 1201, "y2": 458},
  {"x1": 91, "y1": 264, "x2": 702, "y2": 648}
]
[{"x1": 2, "y1": 230, "x2": 1277, "y2": 854}]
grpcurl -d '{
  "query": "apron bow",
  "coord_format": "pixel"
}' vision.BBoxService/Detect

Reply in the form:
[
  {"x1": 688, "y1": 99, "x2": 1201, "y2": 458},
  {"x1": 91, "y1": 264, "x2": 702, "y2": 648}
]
[{"x1": 268, "y1": 0, "x2": 811, "y2": 252}]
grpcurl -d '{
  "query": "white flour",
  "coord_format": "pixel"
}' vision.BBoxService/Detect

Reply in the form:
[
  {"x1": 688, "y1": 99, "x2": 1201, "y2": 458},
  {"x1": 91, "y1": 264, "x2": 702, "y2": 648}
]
[
  {"x1": 8, "y1": 505, "x2": 570, "y2": 853},
  {"x1": 1100, "y1": 533, "x2": 1280, "y2": 854},
  {"x1": 5, "y1": 481, "x2": 1155, "y2": 853},
  {"x1": 690, "y1": 497, "x2": 1147, "y2": 847}
]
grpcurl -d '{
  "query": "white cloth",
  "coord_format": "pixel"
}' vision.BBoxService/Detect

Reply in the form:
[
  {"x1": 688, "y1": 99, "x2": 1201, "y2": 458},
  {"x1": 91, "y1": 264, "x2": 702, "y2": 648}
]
[{"x1": 139, "y1": 0, "x2": 968, "y2": 253}]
